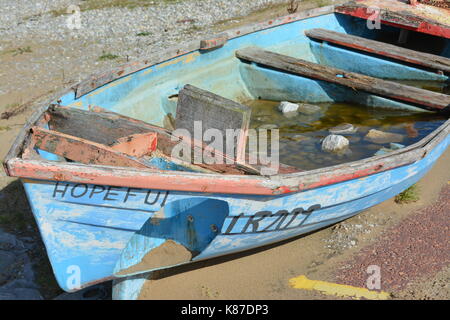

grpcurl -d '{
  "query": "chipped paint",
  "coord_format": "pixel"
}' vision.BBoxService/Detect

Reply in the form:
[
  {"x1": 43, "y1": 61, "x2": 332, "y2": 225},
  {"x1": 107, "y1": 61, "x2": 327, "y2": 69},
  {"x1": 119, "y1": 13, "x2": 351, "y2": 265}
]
[
  {"x1": 67, "y1": 101, "x2": 83, "y2": 109},
  {"x1": 86, "y1": 77, "x2": 132, "y2": 98}
]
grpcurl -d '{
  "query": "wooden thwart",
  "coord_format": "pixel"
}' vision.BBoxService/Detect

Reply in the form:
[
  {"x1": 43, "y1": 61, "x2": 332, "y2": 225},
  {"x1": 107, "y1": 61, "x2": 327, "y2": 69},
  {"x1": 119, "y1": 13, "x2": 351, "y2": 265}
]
[
  {"x1": 305, "y1": 28, "x2": 450, "y2": 74},
  {"x1": 31, "y1": 127, "x2": 154, "y2": 169},
  {"x1": 236, "y1": 47, "x2": 450, "y2": 111},
  {"x1": 47, "y1": 105, "x2": 168, "y2": 146}
]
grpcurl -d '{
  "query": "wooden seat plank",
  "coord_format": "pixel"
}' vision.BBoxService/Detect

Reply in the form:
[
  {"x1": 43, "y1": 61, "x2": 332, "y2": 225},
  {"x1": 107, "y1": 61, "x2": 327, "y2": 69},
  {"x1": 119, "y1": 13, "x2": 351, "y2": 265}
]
[
  {"x1": 31, "y1": 127, "x2": 154, "y2": 169},
  {"x1": 236, "y1": 47, "x2": 450, "y2": 112},
  {"x1": 305, "y1": 28, "x2": 450, "y2": 74}
]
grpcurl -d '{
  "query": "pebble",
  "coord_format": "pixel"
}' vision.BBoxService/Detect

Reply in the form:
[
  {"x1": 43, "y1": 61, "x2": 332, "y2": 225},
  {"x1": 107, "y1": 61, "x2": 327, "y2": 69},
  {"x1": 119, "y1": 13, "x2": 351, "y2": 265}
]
[
  {"x1": 364, "y1": 129, "x2": 404, "y2": 144},
  {"x1": 321, "y1": 134, "x2": 349, "y2": 153},
  {"x1": 374, "y1": 143, "x2": 406, "y2": 156},
  {"x1": 329, "y1": 123, "x2": 357, "y2": 134},
  {"x1": 258, "y1": 124, "x2": 278, "y2": 130},
  {"x1": 278, "y1": 101, "x2": 299, "y2": 114},
  {"x1": 0, "y1": 288, "x2": 43, "y2": 300},
  {"x1": 298, "y1": 103, "x2": 321, "y2": 115},
  {"x1": 0, "y1": 230, "x2": 18, "y2": 248},
  {"x1": 0, "y1": 250, "x2": 16, "y2": 282},
  {"x1": 290, "y1": 134, "x2": 310, "y2": 142},
  {"x1": 390, "y1": 143, "x2": 405, "y2": 150}
]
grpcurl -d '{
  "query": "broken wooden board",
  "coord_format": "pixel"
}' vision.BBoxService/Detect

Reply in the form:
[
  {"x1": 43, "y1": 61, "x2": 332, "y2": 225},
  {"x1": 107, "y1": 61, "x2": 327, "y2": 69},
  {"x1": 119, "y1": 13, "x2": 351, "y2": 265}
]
[
  {"x1": 335, "y1": 0, "x2": 450, "y2": 39},
  {"x1": 236, "y1": 47, "x2": 450, "y2": 112},
  {"x1": 47, "y1": 105, "x2": 167, "y2": 146},
  {"x1": 305, "y1": 28, "x2": 450, "y2": 74},
  {"x1": 31, "y1": 126, "x2": 153, "y2": 169},
  {"x1": 46, "y1": 105, "x2": 262, "y2": 175},
  {"x1": 110, "y1": 132, "x2": 158, "y2": 158},
  {"x1": 176, "y1": 84, "x2": 252, "y2": 163}
]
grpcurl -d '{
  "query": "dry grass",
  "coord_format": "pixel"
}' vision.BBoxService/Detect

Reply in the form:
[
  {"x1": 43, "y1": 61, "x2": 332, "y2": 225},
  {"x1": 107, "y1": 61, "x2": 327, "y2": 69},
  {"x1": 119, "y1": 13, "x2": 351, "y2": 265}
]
[{"x1": 98, "y1": 52, "x2": 120, "y2": 61}]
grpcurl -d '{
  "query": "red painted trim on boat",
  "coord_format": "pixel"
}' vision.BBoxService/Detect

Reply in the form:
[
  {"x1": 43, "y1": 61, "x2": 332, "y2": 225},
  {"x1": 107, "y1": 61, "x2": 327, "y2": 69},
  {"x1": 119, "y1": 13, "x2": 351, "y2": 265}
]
[
  {"x1": 8, "y1": 159, "x2": 276, "y2": 195},
  {"x1": 6, "y1": 158, "x2": 401, "y2": 195},
  {"x1": 335, "y1": 7, "x2": 450, "y2": 39}
]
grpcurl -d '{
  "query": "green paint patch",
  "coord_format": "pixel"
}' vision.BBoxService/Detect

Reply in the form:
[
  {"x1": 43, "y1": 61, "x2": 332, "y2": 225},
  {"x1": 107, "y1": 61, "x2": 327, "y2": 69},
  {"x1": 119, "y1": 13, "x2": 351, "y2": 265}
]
[{"x1": 395, "y1": 185, "x2": 420, "y2": 204}]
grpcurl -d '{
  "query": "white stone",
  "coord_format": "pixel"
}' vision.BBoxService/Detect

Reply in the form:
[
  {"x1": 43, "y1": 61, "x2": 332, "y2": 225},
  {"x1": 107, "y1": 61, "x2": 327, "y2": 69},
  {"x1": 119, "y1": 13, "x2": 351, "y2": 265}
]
[
  {"x1": 278, "y1": 101, "x2": 299, "y2": 114},
  {"x1": 321, "y1": 134, "x2": 349, "y2": 153}
]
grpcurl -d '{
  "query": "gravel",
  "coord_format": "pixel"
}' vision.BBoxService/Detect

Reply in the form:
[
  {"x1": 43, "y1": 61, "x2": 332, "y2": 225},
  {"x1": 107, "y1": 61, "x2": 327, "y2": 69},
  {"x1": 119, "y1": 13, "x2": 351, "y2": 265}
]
[
  {"x1": 0, "y1": 0, "x2": 290, "y2": 96},
  {"x1": 334, "y1": 185, "x2": 450, "y2": 293}
]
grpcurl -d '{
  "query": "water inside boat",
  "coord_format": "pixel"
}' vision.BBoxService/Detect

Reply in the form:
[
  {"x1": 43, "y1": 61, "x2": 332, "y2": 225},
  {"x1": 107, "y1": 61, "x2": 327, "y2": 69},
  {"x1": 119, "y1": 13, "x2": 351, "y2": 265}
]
[
  {"x1": 248, "y1": 95, "x2": 448, "y2": 171},
  {"x1": 395, "y1": 80, "x2": 450, "y2": 94}
]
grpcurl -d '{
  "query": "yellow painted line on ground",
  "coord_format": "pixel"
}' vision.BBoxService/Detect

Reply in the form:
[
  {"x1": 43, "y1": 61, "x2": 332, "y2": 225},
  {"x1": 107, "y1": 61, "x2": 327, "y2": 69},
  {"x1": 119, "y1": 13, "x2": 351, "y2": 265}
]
[{"x1": 289, "y1": 275, "x2": 390, "y2": 300}]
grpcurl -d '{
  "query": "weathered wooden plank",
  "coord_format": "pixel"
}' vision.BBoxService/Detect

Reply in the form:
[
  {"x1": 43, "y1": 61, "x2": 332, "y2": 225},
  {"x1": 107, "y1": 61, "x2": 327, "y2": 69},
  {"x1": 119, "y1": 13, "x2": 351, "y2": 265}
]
[
  {"x1": 236, "y1": 47, "x2": 450, "y2": 111},
  {"x1": 31, "y1": 127, "x2": 153, "y2": 169},
  {"x1": 335, "y1": 0, "x2": 450, "y2": 39},
  {"x1": 305, "y1": 28, "x2": 450, "y2": 74},
  {"x1": 87, "y1": 105, "x2": 282, "y2": 174},
  {"x1": 176, "y1": 84, "x2": 252, "y2": 162},
  {"x1": 47, "y1": 105, "x2": 165, "y2": 146},
  {"x1": 110, "y1": 132, "x2": 158, "y2": 158},
  {"x1": 48, "y1": 105, "x2": 261, "y2": 175}
]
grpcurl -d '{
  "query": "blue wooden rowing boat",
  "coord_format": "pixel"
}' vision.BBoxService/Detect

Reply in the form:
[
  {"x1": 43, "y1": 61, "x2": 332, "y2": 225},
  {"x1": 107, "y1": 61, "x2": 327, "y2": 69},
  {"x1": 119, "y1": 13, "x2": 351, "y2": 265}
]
[{"x1": 3, "y1": 1, "x2": 450, "y2": 299}]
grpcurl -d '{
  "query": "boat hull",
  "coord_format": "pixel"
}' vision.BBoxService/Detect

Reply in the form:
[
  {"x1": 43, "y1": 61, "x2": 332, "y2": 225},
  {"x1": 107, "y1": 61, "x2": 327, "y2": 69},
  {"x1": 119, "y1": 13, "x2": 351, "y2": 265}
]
[
  {"x1": 22, "y1": 128, "x2": 450, "y2": 294},
  {"x1": 3, "y1": 4, "x2": 448, "y2": 299}
]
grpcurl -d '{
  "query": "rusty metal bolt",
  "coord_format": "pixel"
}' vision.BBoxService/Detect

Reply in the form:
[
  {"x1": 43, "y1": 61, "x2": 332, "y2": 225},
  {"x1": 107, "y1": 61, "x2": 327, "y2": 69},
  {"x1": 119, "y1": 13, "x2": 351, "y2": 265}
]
[
  {"x1": 187, "y1": 215, "x2": 194, "y2": 223},
  {"x1": 211, "y1": 224, "x2": 218, "y2": 233}
]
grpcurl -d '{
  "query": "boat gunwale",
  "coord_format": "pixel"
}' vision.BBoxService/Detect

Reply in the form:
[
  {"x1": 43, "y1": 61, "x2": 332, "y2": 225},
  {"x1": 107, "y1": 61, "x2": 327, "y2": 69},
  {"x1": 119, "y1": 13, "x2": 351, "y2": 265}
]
[
  {"x1": 4, "y1": 113, "x2": 450, "y2": 195},
  {"x1": 3, "y1": 4, "x2": 450, "y2": 195}
]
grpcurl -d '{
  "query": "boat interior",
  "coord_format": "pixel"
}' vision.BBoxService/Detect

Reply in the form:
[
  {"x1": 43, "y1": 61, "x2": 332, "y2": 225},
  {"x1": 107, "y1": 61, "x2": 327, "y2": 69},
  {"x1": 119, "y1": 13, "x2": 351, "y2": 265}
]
[{"x1": 15, "y1": 2, "x2": 450, "y2": 175}]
